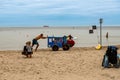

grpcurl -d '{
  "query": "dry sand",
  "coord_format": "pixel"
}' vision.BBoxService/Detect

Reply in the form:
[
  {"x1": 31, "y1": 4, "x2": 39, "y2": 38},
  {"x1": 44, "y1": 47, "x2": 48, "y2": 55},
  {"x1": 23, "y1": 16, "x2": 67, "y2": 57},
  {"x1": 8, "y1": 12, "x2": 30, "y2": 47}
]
[{"x1": 0, "y1": 47, "x2": 120, "y2": 80}]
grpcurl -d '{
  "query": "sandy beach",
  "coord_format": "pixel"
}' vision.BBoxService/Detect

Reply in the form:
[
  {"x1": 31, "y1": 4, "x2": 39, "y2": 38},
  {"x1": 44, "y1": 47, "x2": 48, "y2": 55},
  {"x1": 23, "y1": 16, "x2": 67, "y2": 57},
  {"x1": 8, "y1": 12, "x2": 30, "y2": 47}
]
[
  {"x1": 0, "y1": 27, "x2": 120, "y2": 80},
  {"x1": 0, "y1": 46, "x2": 120, "y2": 80}
]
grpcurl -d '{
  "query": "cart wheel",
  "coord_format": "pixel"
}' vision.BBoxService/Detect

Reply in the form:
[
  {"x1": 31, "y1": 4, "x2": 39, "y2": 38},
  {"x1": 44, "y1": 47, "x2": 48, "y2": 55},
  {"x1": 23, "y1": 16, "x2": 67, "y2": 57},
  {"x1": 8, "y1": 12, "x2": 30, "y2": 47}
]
[
  {"x1": 63, "y1": 44, "x2": 69, "y2": 51},
  {"x1": 52, "y1": 45, "x2": 59, "y2": 51}
]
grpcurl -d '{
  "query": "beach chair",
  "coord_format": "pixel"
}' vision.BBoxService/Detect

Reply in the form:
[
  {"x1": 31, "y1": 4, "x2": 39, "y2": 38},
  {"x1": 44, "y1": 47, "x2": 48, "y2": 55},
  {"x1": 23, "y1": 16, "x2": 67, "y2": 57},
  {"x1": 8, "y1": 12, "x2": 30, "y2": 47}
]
[{"x1": 102, "y1": 46, "x2": 120, "y2": 68}]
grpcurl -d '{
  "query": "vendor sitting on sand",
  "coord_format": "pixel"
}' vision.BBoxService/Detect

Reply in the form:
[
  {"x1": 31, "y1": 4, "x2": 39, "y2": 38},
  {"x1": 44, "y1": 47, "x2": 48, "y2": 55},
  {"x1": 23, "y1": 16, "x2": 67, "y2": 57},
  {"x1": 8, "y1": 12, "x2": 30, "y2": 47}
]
[
  {"x1": 67, "y1": 35, "x2": 75, "y2": 47},
  {"x1": 32, "y1": 33, "x2": 47, "y2": 51}
]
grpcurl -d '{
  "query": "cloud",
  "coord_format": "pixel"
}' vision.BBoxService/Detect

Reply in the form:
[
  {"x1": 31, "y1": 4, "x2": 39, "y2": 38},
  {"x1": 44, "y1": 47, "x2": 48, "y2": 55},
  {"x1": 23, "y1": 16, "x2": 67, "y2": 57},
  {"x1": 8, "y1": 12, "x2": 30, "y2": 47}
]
[{"x1": 0, "y1": 0, "x2": 120, "y2": 16}]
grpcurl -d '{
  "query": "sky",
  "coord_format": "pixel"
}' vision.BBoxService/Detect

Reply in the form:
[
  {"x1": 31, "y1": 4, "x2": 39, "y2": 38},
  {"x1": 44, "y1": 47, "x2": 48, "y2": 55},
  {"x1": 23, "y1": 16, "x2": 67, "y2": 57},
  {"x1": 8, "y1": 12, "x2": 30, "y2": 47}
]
[{"x1": 0, "y1": 0, "x2": 120, "y2": 27}]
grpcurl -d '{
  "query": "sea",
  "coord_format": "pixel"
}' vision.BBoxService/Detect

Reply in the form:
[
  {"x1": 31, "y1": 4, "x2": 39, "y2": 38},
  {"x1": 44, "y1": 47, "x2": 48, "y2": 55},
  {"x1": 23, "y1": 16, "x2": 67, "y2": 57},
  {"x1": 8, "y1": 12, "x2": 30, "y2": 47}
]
[{"x1": 0, "y1": 26, "x2": 120, "y2": 50}]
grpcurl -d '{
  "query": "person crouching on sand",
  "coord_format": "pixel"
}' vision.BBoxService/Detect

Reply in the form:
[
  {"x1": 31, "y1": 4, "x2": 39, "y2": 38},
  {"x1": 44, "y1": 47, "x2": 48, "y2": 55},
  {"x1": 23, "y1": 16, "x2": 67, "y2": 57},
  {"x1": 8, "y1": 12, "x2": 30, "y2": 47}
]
[
  {"x1": 32, "y1": 33, "x2": 47, "y2": 51},
  {"x1": 22, "y1": 41, "x2": 33, "y2": 58},
  {"x1": 67, "y1": 35, "x2": 75, "y2": 47}
]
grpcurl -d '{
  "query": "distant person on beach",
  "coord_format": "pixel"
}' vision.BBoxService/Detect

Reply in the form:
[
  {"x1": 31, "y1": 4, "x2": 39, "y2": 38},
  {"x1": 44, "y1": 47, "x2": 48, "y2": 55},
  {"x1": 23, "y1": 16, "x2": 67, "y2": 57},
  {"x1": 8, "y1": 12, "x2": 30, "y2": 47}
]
[
  {"x1": 106, "y1": 32, "x2": 109, "y2": 39},
  {"x1": 22, "y1": 41, "x2": 33, "y2": 58},
  {"x1": 32, "y1": 33, "x2": 47, "y2": 51}
]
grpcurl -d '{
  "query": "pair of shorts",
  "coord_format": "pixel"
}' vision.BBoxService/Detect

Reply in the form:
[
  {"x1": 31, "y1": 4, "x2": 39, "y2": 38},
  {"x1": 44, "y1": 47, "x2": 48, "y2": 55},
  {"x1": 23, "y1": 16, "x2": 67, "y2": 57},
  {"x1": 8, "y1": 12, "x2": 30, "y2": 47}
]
[{"x1": 32, "y1": 39, "x2": 38, "y2": 45}]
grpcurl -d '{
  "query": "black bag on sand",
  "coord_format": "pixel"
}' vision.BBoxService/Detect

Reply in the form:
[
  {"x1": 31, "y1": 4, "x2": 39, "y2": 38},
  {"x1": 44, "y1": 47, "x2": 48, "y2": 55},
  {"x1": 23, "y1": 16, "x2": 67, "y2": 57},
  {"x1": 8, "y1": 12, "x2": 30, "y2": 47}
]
[
  {"x1": 22, "y1": 46, "x2": 27, "y2": 55},
  {"x1": 102, "y1": 46, "x2": 120, "y2": 68},
  {"x1": 106, "y1": 46, "x2": 117, "y2": 64}
]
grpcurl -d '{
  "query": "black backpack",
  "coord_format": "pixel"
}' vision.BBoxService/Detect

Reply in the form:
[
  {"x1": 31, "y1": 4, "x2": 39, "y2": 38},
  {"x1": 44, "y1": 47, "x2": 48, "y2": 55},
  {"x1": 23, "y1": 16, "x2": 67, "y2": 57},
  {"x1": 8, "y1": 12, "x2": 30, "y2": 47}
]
[
  {"x1": 22, "y1": 46, "x2": 28, "y2": 55},
  {"x1": 106, "y1": 46, "x2": 118, "y2": 64}
]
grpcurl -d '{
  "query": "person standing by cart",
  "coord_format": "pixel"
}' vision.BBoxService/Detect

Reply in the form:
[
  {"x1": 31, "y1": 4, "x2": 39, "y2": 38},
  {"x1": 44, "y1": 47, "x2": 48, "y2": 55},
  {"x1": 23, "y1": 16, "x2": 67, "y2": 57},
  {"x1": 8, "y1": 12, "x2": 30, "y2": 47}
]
[{"x1": 32, "y1": 33, "x2": 47, "y2": 51}]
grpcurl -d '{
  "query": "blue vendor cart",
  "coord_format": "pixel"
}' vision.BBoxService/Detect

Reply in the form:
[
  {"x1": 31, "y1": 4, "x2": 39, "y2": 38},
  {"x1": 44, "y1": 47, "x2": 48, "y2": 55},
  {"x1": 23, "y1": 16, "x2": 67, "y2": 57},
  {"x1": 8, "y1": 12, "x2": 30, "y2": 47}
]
[{"x1": 47, "y1": 36, "x2": 70, "y2": 51}]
